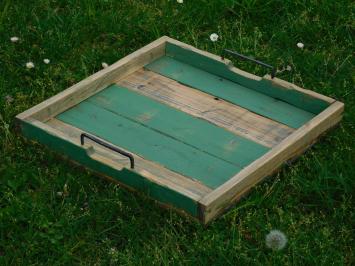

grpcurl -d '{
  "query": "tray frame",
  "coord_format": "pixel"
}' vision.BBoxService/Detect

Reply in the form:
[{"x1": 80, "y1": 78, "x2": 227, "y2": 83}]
[{"x1": 16, "y1": 36, "x2": 344, "y2": 224}]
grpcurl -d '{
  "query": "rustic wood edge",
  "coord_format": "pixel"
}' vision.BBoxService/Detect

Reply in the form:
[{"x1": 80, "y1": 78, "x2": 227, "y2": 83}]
[
  {"x1": 18, "y1": 117, "x2": 210, "y2": 204},
  {"x1": 199, "y1": 101, "x2": 344, "y2": 224},
  {"x1": 60, "y1": 155, "x2": 203, "y2": 224},
  {"x1": 16, "y1": 36, "x2": 169, "y2": 122},
  {"x1": 163, "y1": 37, "x2": 336, "y2": 104}
]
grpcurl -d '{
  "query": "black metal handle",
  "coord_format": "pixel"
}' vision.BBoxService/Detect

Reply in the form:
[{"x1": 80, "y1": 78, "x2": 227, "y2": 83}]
[
  {"x1": 80, "y1": 133, "x2": 134, "y2": 169},
  {"x1": 221, "y1": 49, "x2": 276, "y2": 79}
]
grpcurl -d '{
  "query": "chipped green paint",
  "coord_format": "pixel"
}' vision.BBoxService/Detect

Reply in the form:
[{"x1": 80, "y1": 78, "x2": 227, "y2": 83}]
[
  {"x1": 146, "y1": 56, "x2": 315, "y2": 128},
  {"x1": 88, "y1": 85, "x2": 269, "y2": 168},
  {"x1": 19, "y1": 120, "x2": 199, "y2": 216},
  {"x1": 165, "y1": 42, "x2": 331, "y2": 114}
]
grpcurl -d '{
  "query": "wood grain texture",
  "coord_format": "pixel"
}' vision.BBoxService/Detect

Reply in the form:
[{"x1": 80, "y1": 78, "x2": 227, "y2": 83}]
[
  {"x1": 45, "y1": 118, "x2": 212, "y2": 200},
  {"x1": 164, "y1": 39, "x2": 332, "y2": 114},
  {"x1": 16, "y1": 36, "x2": 169, "y2": 122},
  {"x1": 117, "y1": 68, "x2": 295, "y2": 148},
  {"x1": 146, "y1": 56, "x2": 316, "y2": 128},
  {"x1": 200, "y1": 101, "x2": 344, "y2": 223},
  {"x1": 88, "y1": 84, "x2": 269, "y2": 168},
  {"x1": 57, "y1": 100, "x2": 241, "y2": 189}
]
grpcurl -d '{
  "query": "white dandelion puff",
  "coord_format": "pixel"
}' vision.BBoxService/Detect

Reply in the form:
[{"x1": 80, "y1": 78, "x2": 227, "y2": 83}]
[
  {"x1": 210, "y1": 33, "x2": 219, "y2": 42},
  {"x1": 265, "y1": 230, "x2": 287, "y2": 251},
  {"x1": 43, "y1": 58, "x2": 50, "y2": 64},
  {"x1": 297, "y1": 42, "x2": 304, "y2": 49},
  {"x1": 26, "y1": 62, "x2": 35, "y2": 69},
  {"x1": 10, "y1": 36, "x2": 19, "y2": 43},
  {"x1": 101, "y1": 62, "x2": 109, "y2": 69},
  {"x1": 177, "y1": 0, "x2": 183, "y2": 3}
]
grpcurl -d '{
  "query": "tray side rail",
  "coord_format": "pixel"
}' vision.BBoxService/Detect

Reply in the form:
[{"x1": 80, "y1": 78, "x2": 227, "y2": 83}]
[{"x1": 199, "y1": 101, "x2": 344, "y2": 224}]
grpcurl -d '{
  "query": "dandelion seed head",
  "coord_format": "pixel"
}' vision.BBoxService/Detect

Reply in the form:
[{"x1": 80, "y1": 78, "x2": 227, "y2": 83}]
[
  {"x1": 43, "y1": 59, "x2": 50, "y2": 64},
  {"x1": 101, "y1": 62, "x2": 109, "y2": 69},
  {"x1": 297, "y1": 42, "x2": 304, "y2": 49},
  {"x1": 210, "y1": 33, "x2": 219, "y2": 42},
  {"x1": 10, "y1": 36, "x2": 19, "y2": 43},
  {"x1": 265, "y1": 230, "x2": 287, "y2": 251},
  {"x1": 26, "y1": 62, "x2": 34, "y2": 69},
  {"x1": 177, "y1": 0, "x2": 183, "y2": 3}
]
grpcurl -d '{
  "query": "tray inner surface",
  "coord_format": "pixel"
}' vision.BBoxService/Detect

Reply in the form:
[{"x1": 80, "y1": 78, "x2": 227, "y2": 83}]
[{"x1": 55, "y1": 55, "x2": 319, "y2": 190}]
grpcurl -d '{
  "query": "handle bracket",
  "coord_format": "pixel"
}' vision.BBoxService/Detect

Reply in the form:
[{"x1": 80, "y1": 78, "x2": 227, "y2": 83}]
[
  {"x1": 221, "y1": 49, "x2": 276, "y2": 78},
  {"x1": 80, "y1": 133, "x2": 134, "y2": 169}
]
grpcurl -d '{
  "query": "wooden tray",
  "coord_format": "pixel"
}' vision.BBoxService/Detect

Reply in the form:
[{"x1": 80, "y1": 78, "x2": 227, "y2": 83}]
[{"x1": 16, "y1": 36, "x2": 344, "y2": 224}]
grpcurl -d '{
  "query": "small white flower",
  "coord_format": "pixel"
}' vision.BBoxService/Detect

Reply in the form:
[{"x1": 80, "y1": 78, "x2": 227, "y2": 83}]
[
  {"x1": 297, "y1": 42, "x2": 304, "y2": 49},
  {"x1": 286, "y1": 65, "x2": 292, "y2": 71},
  {"x1": 4, "y1": 95, "x2": 14, "y2": 104},
  {"x1": 108, "y1": 247, "x2": 119, "y2": 263},
  {"x1": 26, "y1": 62, "x2": 34, "y2": 69},
  {"x1": 43, "y1": 58, "x2": 50, "y2": 64},
  {"x1": 266, "y1": 230, "x2": 287, "y2": 251},
  {"x1": 210, "y1": 33, "x2": 219, "y2": 42},
  {"x1": 10, "y1": 36, "x2": 19, "y2": 43},
  {"x1": 177, "y1": 0, "x2": 183, "y2": 3},
  {"x1": 101, "y1": 62, "x2": 109, "y2": 69}
]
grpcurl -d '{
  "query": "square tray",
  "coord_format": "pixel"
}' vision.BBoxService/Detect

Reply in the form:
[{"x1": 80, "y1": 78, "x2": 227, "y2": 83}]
[{"x1": 16, "y1": 36, "x2": 344, "y2": 223}]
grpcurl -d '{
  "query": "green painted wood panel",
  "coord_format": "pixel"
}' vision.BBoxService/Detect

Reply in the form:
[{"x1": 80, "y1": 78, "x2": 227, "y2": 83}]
[
  {"x1": 88, "y1": 85, "x2": 269, "y2": 169},
  {"x1": 165, "y1": 43, "x2": 330, "y2": 114},
  {"x1": 57, "y1": 101, "x2": 241, "y2": 189},
  {"x1": 19, "y1": 120, "x2": 199, "y2": 216},
  {"x1": 145, "y1": 56, "x2": 315, "y2": 129}
]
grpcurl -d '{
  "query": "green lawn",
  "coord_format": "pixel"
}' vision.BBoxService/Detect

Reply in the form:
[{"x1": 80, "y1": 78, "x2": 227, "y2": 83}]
[{"x1": 0, "y1": 0, "x2": 354, "y2": 265}]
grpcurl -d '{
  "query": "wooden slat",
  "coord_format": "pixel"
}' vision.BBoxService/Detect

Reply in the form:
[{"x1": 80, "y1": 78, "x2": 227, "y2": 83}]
[
  {"x1": 57, "y1": 101, "x2": 240, "y2": 189},
  {"x1": 146, "y1": 56, "x2": 315, "y2": 128},
  {"x1": 88, "y1": 84, "x2": 269, "y2": 168},
  {"x1": 16, "y1": 36, "x2": 169, "y2": 122},
  {"x1": 46, "y1": 118, "x2": 212, "y2": 200},
  {"x1": 199, "y1": 101, "x2": 344, "y2": 223},
  {"x1": 117, "y1": 69, "x2": 295, "y2": 148},
  {"x1": 164, "y1": 39, "x2": 334, "y2": 114}
]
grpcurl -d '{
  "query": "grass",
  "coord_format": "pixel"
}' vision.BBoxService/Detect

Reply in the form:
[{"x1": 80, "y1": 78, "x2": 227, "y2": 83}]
[{"x1": 0, "y1": 0, "x2": 354, "y2": 264}]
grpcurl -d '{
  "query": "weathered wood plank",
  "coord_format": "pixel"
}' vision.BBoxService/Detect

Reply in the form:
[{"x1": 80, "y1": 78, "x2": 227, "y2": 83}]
[
  {"x1": 146, "y1": 56, "x2": 316, "y2": 128},
  {"x1": 57, "y1": 101, "x2": 241, "y2": 189},
  {"x1": 88, "y1": 84, "x2": 269, "y2": 168},
  {"x1": 117, "y1": 69, "x2": 295, "y2": 148},
  {"x1": 200, "y1": 101, "x2": 344, "y2": 224},
  {"x1": 164, "y1": 40, "x2": 333, "y2": 114},
  {"x1": 46, "y1": 118, "x2": 212, "y2": 200}
]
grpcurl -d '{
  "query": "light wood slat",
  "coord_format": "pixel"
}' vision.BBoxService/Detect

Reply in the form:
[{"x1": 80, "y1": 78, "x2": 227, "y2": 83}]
[
  {"x1": 45, "y1": 118, "x2": 212, "y2": 200},
  {"x1": 199, "y1": 101, "x2": 344, "y2": 223},
  {"x1": 117, "y1": 69, "x2": 295, "y2": 148}
]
